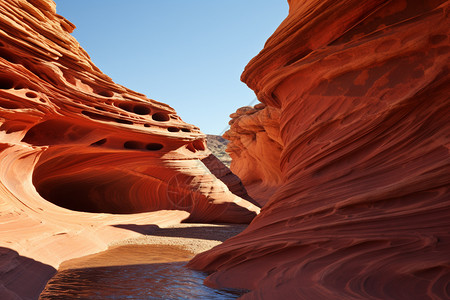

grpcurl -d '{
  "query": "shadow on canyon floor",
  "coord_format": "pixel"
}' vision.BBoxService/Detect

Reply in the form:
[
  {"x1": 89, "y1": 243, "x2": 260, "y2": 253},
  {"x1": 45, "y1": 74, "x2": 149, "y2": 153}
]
[
  {"x1": 112, "y1": 224, "x2": 247, "y2": 242},
  {"x1": 0, "y1": 247, "x2": 56, "y2": 300}
]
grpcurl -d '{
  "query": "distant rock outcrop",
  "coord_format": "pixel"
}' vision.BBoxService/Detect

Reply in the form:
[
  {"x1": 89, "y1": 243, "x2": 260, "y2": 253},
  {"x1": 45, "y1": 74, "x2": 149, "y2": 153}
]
[
  {"x1": 0, "y1": 0, "x2": 258, "y2": 298},
  {"x1": 206, "y1": 134, "x2": 231, "y2": 167},
  {"x1": 224, "y1": 103, "x2": 282, "y2": 205},
  {"x1": 189, "y1": 0, "x2": 450, "y2": 299}
]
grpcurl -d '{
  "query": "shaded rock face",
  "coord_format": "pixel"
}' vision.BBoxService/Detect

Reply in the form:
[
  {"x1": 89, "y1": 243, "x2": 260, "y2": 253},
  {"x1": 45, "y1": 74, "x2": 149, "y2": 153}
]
[
  {"x1": 0, "y1": 1, "x2": 258, "y2": 298},
  {"x1": 189, "y1": 0, "x2": 450, "y2": 299},
  {"x1": 224, "y1": 104, "x2": 283, "y2": 205}
]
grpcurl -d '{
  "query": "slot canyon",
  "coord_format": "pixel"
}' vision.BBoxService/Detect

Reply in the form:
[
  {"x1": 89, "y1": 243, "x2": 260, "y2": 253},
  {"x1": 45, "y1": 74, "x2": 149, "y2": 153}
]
[{"x1": 1, "y1": 0, "x2": 449, "y2": 299}]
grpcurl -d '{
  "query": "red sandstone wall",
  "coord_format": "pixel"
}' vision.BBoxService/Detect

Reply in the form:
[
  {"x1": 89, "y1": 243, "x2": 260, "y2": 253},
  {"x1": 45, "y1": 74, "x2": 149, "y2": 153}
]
[
  {"x1": 0, "y1": 1, "x2": 259, "y2": 298},
  {"x1": 189, "y1": 0, "x2": 450, "y2": 299}
]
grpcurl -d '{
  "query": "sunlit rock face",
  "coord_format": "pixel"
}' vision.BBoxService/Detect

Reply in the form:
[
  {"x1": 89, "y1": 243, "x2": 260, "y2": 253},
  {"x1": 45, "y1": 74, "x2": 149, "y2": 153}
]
[
  {"x1": 0, "y1": 0, "x2": 258, "y2": 220},
  {"x1": 0, "y1": 0, "x2": 258, "y2": 298},
  {"x1": 224, "y1": 104, "x2": 283, "y2": 206},
  {"x1": 189, "y1": 0, "x2": 450, "y2": 299}
]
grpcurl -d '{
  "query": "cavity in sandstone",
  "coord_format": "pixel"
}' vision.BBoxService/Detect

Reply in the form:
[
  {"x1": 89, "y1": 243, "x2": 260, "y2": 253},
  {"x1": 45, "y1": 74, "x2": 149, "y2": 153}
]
[{"x1": 0, "y1": 0, "x2": 259, "y2": 298}]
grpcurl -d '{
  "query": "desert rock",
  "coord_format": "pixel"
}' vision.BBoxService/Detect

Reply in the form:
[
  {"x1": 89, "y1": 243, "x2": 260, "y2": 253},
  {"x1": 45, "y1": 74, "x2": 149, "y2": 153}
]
[{"x1": 189, "y1": 0, "x2": 450, "y2": 299}]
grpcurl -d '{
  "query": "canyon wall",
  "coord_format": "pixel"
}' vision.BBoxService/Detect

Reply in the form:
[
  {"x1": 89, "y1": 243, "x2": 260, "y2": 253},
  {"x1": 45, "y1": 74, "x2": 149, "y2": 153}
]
[
  {"x1": 224, "y1": 104, "x2": 283, "y2": 205},
  {"x1": 189, "y1": 0, "x2": 450, "y2": 299},
  {"x1": 0, "y1": 0, "x2": 258, "y2": 299}
]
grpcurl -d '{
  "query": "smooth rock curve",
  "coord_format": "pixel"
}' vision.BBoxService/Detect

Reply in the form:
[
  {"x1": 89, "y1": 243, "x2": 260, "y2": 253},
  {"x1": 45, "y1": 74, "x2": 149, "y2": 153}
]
[
  {"x1": 0, "y1": 1, "x2": 259, "y2": 298},
  {"x1": 189, "y1": 0, "x2": 450, "y2": 299}
]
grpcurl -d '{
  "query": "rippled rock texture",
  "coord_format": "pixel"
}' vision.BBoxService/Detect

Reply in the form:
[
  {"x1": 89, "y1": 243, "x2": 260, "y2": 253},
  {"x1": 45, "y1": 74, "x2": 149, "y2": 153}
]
[
  {"x1": 189, "y1": 0, "x2": 450, "y2": 299},
  {"x1": 224, "y1": 104, "x2": 283, "y2": 206},
  {"x1": 0, "y1": 0, "x2": 258, "y2": 298}
]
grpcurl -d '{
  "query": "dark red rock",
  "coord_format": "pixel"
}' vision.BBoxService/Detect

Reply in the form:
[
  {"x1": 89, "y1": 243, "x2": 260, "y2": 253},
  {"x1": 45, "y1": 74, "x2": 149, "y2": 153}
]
[{"x1": 189, "y1": 0, "x2": 450, "y2": 299}]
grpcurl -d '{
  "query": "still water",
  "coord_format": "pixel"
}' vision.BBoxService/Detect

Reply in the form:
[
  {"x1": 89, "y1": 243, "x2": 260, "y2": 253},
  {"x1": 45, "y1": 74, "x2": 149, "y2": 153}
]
[{"x1": 39, "y1": 245, "x2": 244, "y2": 300}]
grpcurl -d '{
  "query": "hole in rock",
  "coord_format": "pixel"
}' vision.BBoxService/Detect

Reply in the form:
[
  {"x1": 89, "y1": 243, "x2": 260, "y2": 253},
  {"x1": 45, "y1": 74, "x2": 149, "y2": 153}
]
[
  {"x1": 167, "y1": 127, "x2": 180, "y2": 132},
  {"x1": 26, "y1": 91, "x2": 38, "y2": 98},
  {"x1": 193, "y1": 140, "x2": 205, "y2": 151},
  {"x1": 0, "y1": 100, "x2": 20, "y2": 109},
  {"x1": 82, "y1": 110, "x2": 117, "y2": 123},
  {"x1": 115, "y1": 118, "x2": 133, "y2": 125},
  {"x1": 144, "y1": 124, "x2": 151, "y2": 128},
  {"x1": 90, "y1": 138, "x2": 107, "y2": 147},
  {"x1": 0, "y1": 78, "x2": 15, "y2": 89},
  {"x1": 39, "y1": 98, "x2": 46, "y2": 103},
  {"x1": 118, "y1": 102, "x2": 134, "y2": 112},
  {"x1": 32, "y1": 167, "x2": 153, "y2": 214},
  {"x1": 22, "y1": 119, "x2": 91, "y2": 146},
  {"x1": 181, "y1": 128, "x2": 191, "y2": 133},
  {"x1": 124, "y1": 141, "x2": 144, "y2": 149},
  {"x1": 146, "y1": 143, "x2": 163, "y2": 151},
  {"x1": 186, "y1": 143, "x2": 196, "y2": 153},
  {"x1": 152, "y1": 112, "x2": 170, "y2": 122},
  {"x1": 98, "y1": 90, "x2": 114, "y2": 97},
  {"x1": 133, "y1": 104, "x2": 151, "y2": 115},
  {"x1": 94, "y1": 106, "x2": 105, "y2": 111}
]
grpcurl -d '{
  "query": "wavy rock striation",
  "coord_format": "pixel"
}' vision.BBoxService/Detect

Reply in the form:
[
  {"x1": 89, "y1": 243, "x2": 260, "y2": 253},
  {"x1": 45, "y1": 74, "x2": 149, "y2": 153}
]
[
  {"x1": 189, "y1": 0, "x2": 450, "y2": 299},
  {"x1": 0, "y1": 0, "x2": 258, "y2": 298},
  {"x1": 224, "y1": 104, "x2": 283, "y2": 205}
]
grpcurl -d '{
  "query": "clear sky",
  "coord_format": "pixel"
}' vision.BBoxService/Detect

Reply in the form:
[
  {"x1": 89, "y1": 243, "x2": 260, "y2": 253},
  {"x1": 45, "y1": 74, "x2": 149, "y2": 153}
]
[{"x1": 53, "y1": 1, "x2": 288, "y2": 135}]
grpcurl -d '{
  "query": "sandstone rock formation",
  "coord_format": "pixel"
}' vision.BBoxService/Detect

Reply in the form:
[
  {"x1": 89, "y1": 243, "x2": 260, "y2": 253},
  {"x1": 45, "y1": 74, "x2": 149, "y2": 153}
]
[
  {"x1": 0, "y1": 0, "x2": 258, "y2": 298},
  {"x1": 224, "y1": 104, "x2": 283, "y2": 205},
  {"x1": 189, "y1": 0, "x2": 450, "y2": 299}
]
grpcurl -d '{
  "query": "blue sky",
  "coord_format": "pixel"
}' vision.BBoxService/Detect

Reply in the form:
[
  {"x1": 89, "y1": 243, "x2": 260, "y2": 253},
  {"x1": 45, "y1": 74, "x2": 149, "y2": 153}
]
[{"x1": 54, "y1": 1, "x2": 288, "y2": 134}]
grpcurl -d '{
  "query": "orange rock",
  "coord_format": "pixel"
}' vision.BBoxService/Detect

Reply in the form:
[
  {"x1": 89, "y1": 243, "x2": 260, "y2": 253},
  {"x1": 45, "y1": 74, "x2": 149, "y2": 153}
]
[
  {"x1": 0, "y1": 0, "x2": 258, "y2": 298},
  {"x1": 189, "y1": 0, "x2": 450, "y2": 299},
  {"x1": 224, "y1": 105, "x2": 283, "y2": 205}
]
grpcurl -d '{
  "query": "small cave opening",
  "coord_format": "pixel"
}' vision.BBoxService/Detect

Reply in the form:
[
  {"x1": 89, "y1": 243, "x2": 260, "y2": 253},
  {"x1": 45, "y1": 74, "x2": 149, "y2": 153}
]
[
  {"x1": 181, "y1": 128, "x2": 191, "y2": 133},
  {"x1": 98, "y1": 90, "x2": 114, "y2": 97},
  {"x1": 26, "y1": 91, "x2": 38, "y2": 98},
  {"x1": 115, "y1": 118, "x2": 133, "y2": 125},
  {"x1": 22, "y1": 119, "x2": 91, "y2": 146},
  {"x1": 124, "y1": 141, "x2": 144, "y2": 149},
  {"x1": 186, "y1": 143, "x2": 196, "y2": 152},
  {"x1": 118, "y1": 102, "x2": 134, "y2": 112},
  {"x1": 133, "y1": 104, "x2": 151, "y2": 115},
  {"x1": 82, "y1": 110, "x2": 118, "y2": 123},
  {"x1": 146, "y1": 143, "x2": 163, "y2": 151},
  {"x1": 152, "y1": 112, "x2": 170, "y2": 122},
  {"x1": 193, "y1": 139, "x2": 206, "y2": 151},
  {"x1": 167, "y1": 127, "x2": 180, "y2": 132},
  {"x1": 32, "y1": 170, "x2": 143, "y2": 214},
  {"x1": 90, "y1": 138, "x2": 107, "y2": 147}
]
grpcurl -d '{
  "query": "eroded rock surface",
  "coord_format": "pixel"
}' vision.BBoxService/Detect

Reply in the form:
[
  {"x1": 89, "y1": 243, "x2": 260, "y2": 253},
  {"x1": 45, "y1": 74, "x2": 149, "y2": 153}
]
[
  {"x1": 189, "y1": 0, "x2": 450, "y2": 299},
  {"x1": 0, "y1": 1, "x2": 258, "y2": 298},
  {"x1": 224, "y1": 104, "x2": 282, "y2": 205}
]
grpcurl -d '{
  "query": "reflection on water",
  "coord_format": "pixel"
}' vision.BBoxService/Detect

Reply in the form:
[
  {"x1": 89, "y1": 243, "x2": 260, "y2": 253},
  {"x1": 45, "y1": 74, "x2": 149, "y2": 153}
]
[{"x1": 39, "y1": 245, "x2": 244, "y2": 300}]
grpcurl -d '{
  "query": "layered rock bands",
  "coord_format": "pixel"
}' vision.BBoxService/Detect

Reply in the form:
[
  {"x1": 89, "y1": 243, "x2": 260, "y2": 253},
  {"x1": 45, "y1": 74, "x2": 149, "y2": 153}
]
[
  {"x1": 189, "y1": 1, "x2": 450, "y2": 299},
  {"x1": 0, "y1": 1, "x2": 259, "y2": 299}
]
